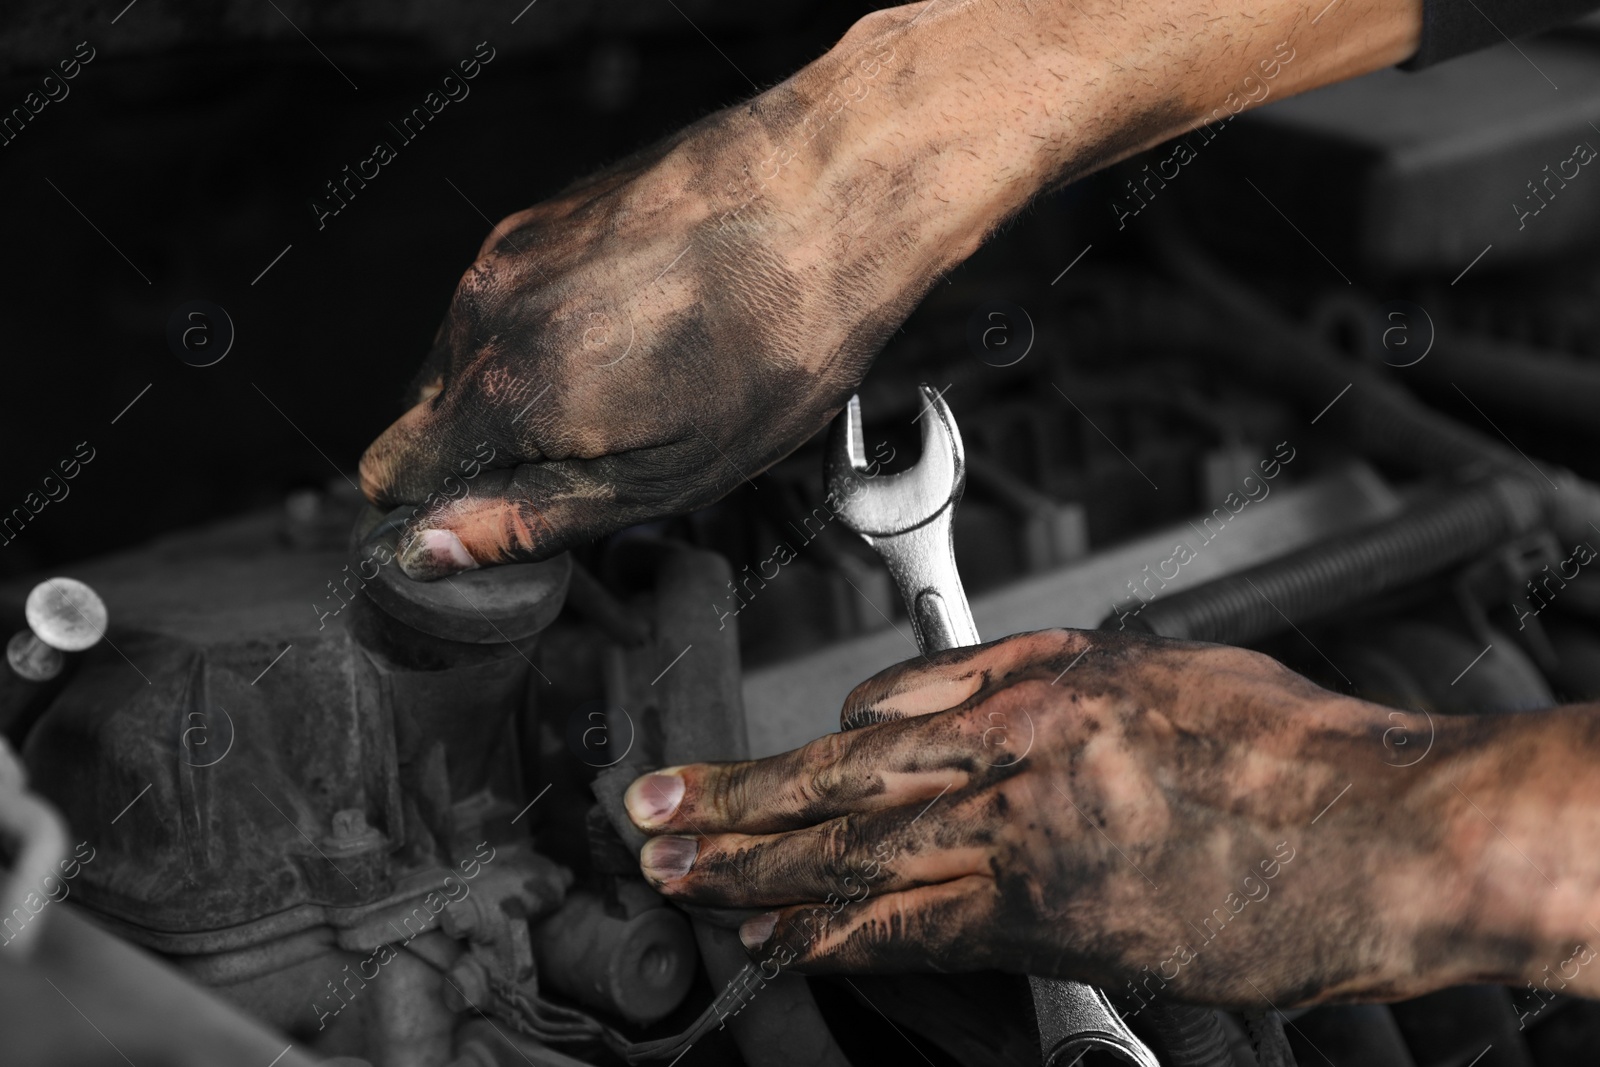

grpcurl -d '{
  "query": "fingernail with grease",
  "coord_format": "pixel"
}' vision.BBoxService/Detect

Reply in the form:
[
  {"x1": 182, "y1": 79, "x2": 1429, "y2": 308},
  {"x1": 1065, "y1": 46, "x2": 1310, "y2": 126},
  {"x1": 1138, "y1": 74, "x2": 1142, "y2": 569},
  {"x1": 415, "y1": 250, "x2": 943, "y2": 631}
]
[
  {"x1": 625, "y1": 771, "x2": 685, "y2": 827},
  {"x1": 739, "y1": 912, "x2": 777, "y2": 951},
  {"x1": 640, "y1": 836, "x2": 697, "y2": 881},
  {"x1": 398, "y1": 529, "x2": 479, "y2": 581}
]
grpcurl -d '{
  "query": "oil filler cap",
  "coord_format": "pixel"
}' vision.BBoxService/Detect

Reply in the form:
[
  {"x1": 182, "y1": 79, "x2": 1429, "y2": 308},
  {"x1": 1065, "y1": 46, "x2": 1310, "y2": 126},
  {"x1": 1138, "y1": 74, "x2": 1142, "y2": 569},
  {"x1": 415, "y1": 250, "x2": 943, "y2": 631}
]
[{"x1": 351, "y1": 505, "x2": 570, "y2": 644}]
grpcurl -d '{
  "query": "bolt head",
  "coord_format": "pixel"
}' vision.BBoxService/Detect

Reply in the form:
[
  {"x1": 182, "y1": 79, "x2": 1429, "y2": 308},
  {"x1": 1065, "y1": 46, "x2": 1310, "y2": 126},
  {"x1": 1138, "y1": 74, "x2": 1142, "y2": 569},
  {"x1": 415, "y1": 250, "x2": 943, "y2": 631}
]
[
  {"x1": 7, "y1": 632, "x2": 63, "y2": 682},
  {"x1": 26, "y1": 578, "x2": 107, "y2": 652},
  {"x1": 321, "y1": 808, "x2": 384, "y2": 858},
  {"x1": 330, "y1": 809, "x2": 369, "y2": 840}
]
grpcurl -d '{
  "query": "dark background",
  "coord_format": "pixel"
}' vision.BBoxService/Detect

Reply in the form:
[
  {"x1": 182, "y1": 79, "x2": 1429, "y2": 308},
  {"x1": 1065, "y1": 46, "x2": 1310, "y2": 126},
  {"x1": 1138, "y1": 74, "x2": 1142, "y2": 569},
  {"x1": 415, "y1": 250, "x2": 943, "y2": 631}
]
[{"x1": 0, "y1": 0, "x2": 880, "y2": 575}]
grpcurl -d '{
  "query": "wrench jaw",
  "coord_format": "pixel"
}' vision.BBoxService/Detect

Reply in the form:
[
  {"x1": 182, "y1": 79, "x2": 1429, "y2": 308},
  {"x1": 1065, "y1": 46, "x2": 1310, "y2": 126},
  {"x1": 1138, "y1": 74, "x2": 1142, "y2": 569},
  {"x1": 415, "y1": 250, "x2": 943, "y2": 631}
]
[
  {"x1": 842, "y1": 394, "x2": 868, "y2": 471},
  {"x1": 824, "y1": 384, "x2": 967, "y2": 539},
  {"x1": 823, "y1": 395, "x2": 870, "y2": 529},
  {"x1": 913, "y1": 382, "x2": 967, "y2": 515}
]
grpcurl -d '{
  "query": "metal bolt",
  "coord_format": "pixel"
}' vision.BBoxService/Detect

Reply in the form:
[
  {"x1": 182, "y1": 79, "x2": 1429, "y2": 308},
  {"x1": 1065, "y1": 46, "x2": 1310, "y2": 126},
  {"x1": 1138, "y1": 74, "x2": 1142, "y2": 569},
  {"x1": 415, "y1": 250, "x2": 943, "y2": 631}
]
[
  {"x1": 7, "y1": 578, "x2": 106, "y2": 682},
  {"x1": 7, "y1": 632, "x2": 60, "y2": 683},
  {"x1": 330, "y1": 809, "x2": 369, "y2": 841},
  {"x1": 322, "y1": 808, "x2": 383, "y2": 855}
]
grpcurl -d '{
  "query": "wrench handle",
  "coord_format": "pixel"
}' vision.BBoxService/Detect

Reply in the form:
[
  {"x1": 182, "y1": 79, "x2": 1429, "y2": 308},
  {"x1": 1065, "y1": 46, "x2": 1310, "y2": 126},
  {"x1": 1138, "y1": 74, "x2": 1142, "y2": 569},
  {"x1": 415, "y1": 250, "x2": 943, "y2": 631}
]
[
  {"x1": 872, "y1": 517, "x2": 979, "y2": 655},
  {"x1": 913, "y1": 588, "x2": 975, "y2": 653},
  {"x1": 872, "y1": 527, "x2": 1159, "y2": 1067}
]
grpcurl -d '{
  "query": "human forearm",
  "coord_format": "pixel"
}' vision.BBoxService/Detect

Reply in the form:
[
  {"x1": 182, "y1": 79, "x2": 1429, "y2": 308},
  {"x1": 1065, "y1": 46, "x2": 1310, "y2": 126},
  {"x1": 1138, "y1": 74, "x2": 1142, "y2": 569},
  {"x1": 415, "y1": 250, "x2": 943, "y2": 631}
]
[
  {"x1": 771, "y1": 0, "x2": 1424, "y2": 270},
  {"x1": 1424, "y1": 708, "x2": 1600, "y2": 1001}
]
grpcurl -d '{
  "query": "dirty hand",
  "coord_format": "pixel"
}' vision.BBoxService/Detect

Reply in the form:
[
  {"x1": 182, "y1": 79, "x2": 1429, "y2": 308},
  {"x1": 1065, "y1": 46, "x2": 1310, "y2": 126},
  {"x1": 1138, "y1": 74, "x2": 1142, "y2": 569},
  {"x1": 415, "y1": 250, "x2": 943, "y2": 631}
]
[
  {"x1": 357, "y1": 14, "x2": 988, "y2": 580},
  {"x1": 362, "y1": 1, "x2": 1426, "y2": 579},
  {"x1": 625, "y1": 629, "x2": 1600, "y2": 1008}
]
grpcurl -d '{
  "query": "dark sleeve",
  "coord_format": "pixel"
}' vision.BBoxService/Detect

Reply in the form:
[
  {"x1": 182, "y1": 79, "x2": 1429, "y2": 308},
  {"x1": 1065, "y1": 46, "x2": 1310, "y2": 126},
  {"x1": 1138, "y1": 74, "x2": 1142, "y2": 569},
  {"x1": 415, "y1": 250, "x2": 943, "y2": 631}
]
[{"x1": 1400, "y1": 0, "x2": 1600, "y2": 69}]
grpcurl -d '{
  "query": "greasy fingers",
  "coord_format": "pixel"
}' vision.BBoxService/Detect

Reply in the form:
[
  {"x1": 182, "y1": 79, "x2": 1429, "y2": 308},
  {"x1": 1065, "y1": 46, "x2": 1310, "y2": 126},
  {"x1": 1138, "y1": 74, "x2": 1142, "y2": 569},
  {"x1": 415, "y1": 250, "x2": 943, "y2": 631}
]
[
  {"x1": 625, "y1": 714, "x2": 982, "y2": 836},
  {"x1": 391, "y1": 465, "x2": 588, "y2": 578},
  {"x1": 380, "y1": 424, "x2": 744, "y2": 577},
  {"x1": 638, "y1": 804, "x2": 992, "y2": 906},
  {"x1": 839, "y1": 629, "x2": 1094, "y2": 730},
  {"x1": 740, "y1": 876, "x2": 1002, "y2": 973}
]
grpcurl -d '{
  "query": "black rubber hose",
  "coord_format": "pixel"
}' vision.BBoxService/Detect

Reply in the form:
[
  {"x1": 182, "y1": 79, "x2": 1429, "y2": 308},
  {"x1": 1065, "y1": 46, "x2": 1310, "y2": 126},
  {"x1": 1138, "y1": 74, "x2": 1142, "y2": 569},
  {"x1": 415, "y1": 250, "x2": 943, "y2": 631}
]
[
  {"x1": 1407, "y1": 334, "x2": 1600, "y2": 434},
  {"x1": 1097, "y1": 222, "x2": 1600, "y2": 650},
  {"x1": 1144, "y1": 225, "x2": 1522, "y2": 480},
  {"x1": 1105, "y1": 474, "x2": 1545, "y2": 644},
  {"x1": 1244, "y1": 1009, "x2": 1295, "y2": 1067},
  {"x1": 1145, "y1": 1004, "x2": 1237, "y2": 1067}
]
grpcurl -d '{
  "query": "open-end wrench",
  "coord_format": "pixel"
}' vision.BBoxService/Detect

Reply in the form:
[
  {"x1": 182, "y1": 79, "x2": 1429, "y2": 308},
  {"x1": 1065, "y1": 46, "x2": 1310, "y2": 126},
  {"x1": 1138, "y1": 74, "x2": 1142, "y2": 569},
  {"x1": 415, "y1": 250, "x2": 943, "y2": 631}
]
[{"x1": 826, "y1": 384, "x2": 1161, "y2": 1067}]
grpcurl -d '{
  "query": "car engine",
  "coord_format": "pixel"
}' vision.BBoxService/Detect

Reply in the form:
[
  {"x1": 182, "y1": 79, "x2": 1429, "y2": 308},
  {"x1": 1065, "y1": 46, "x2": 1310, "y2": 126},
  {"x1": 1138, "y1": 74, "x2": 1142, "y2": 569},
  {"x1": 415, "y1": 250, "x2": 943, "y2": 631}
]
[{"x1": 4, "y1": 4, "x2": 1600, "y2": 1066}]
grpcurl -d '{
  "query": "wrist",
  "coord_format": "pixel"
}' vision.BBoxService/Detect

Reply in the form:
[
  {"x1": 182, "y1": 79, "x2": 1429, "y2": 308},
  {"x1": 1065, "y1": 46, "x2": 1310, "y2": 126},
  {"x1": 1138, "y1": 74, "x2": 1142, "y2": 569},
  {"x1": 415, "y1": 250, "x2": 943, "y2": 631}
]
[
  {"x1": 1419, "y1": 711, "x2": 1600, "y2": 998},
  {"x1": 1286, "y1": 696, "x2": 1599, "y2": 1003}
]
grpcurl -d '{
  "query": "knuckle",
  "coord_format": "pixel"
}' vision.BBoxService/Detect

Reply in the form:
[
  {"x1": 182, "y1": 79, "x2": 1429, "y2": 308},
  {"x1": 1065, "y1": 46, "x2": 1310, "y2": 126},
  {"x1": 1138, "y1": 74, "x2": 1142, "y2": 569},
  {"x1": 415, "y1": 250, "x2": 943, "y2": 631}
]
[
  {"x1": 1024, "y1": 628, "x2": 1085, "y2": 664},
  {"x1": 1053, "y1": 627, "x2": 1089, "y2": 653},
  {"x1": 791, "y1": 732, "x2": 848, "y2": 809},
  {"x1": 797, "y1": 769, "x2": 829, "y2": 812},
  {"x1": 454, "y1": 257, "x2": 503, "y2": 306},
  {"x1": 818, "y1": 814, "x2": 858, "y2": 872},
  {"x1": 801, "y1": 899, "x2": 846, "y2": 943},
  {"x1": 721, "y1": 840, "x2": 758, "y2": 890},
  {"x1": 447, "y1": 260, "x2": 521, "y2": 340},
  {"x1": 704, "y1": 764, "x2": 751, "y2": 824}
]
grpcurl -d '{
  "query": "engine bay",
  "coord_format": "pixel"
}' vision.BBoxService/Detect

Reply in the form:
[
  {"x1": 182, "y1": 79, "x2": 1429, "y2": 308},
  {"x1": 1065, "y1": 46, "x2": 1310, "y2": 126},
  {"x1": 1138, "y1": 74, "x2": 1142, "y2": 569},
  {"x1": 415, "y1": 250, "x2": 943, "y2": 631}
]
[{"x1": 5, "y1": 5, "x2": 1600, "y2": 1065}]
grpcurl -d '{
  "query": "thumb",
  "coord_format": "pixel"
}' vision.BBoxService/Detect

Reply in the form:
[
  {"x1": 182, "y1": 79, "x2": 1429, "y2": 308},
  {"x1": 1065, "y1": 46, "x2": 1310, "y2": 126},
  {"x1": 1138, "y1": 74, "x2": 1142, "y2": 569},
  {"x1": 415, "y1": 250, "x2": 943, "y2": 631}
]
[{"x1": 837, "y1": 630, "x2": 1094, "y2": 729}]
